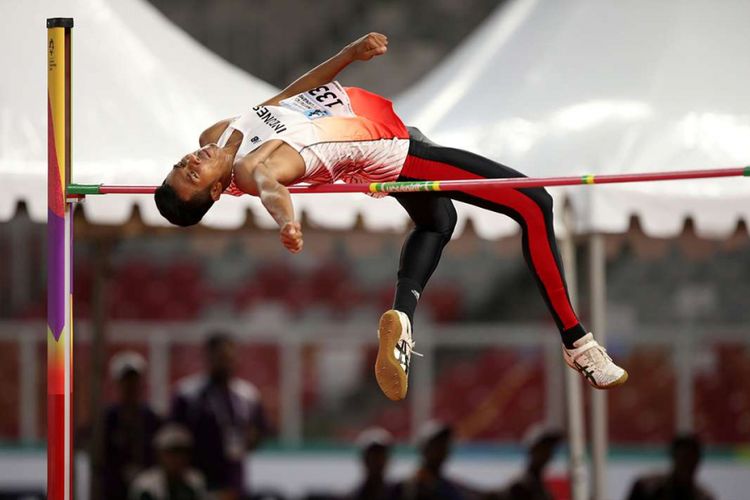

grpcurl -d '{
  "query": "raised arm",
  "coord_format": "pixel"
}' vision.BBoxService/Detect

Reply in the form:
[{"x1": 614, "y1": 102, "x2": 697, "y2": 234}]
[{"x1": 262, "y1": 32, "x2": 388, "y2": 106}]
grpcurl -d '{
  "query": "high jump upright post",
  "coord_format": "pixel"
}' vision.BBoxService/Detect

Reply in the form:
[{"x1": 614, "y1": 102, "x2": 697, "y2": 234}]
[{"x1": 47, "y1": 17, "x2": 75, "y2": 500}]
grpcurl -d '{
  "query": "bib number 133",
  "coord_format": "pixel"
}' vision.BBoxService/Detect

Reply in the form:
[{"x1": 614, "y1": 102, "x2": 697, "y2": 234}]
[{"x1": 309, "y1": 86, "x2": 343, "y2": 108}]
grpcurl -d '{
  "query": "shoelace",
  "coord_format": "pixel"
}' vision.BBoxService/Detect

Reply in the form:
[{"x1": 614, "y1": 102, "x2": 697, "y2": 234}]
[
  {"x1": 575, "y1": 343, "x2": 612, "y2": 369},
  {"x1": 400, "y1": 338, "x2": 424, "y2": 358},
  {"x1": 395, "y1": 339, "x2": 423, "y2": 374}
]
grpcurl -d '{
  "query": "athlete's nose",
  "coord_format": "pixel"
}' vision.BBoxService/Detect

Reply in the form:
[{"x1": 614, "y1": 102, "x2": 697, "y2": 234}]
[{"x1": 180, "y1": 153, "x2": 198, "y2": 168}]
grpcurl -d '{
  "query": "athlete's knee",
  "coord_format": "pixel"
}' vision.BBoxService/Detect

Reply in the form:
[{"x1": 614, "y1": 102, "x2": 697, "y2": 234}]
[
  {"x1": 417, "y1": 200, "x2": 457, "y2": 241},
  {"x1": 437, "y1": 200, "x2": 458, "y2": 240}
]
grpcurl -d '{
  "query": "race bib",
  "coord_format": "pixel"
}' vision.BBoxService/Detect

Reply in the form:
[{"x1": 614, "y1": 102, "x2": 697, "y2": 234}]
[{"x1": 280, "y1": 81, "x2": 354, "y2": 120}]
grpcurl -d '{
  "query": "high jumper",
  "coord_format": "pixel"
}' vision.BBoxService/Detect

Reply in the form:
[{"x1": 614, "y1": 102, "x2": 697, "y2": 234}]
[{"x1": 154, "y1": 33, "x2": 628, "y2": 401}]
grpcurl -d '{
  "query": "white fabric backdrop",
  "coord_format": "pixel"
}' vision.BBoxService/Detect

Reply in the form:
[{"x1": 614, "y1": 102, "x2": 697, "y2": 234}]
[
  {"x1": 3, "y1": 0, "x2": 749, "y2": 238},
  {"x1": 396, "y1": 0, "x2": 750, "y2": 238},
  {"x1": 0, "y1": 0, "x2": 414, "y2": 232}
]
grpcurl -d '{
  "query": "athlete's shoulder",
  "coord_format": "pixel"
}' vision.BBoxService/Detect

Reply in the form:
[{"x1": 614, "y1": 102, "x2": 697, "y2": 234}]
[{"x1": 232, "y1": 140, "x2": 306, "y2": 192}]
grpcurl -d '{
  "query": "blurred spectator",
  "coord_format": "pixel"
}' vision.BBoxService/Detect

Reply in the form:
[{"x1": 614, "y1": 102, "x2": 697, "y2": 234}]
[
  {"x1": 103, "y1": 351, "x2": 162, "y2": 500},
  {"x1": 346, "y1": 427, "x2": 395, "y2": 500},
  {"x1": 493, "y1": 425, "x2": 563, "y2": 500},
  {"x1": 129, "y1": 424, "x2": 207, "y2": 500},
  {"x1": 626, "y1": 434, "x2": 715, "y2": 500},
  {"x1": 171, "y1": 333, "x2": 269, "y2": 500},
  {"x1": 392, "y1": 421, "x2": 477, "y2": 500}
]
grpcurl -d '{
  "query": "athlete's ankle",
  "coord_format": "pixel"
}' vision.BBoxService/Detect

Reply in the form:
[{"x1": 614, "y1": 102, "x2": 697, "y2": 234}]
[
  {"x1": 392, "y1": 278, "x2": 422, "y2": 326},
  {"x1": 562, "y1": 324, "x2": 587, "y2": 349},
  {"x1": 393, "y1": 309, "x2": 414, "y2": 327}
]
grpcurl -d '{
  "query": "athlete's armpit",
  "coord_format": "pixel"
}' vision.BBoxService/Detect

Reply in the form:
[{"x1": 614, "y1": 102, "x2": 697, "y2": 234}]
[{"x1": 199, "y1": 118, "x2": 232, "y2": 146}]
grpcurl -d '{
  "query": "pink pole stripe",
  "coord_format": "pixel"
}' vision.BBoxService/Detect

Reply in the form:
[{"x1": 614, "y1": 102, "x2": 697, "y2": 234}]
[{"x1": 79, "y1": 166, "x2": 749, "y2": 195}]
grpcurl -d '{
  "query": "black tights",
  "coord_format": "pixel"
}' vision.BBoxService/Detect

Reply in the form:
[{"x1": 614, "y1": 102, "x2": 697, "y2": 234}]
[{"x1": 392, "y1": 128, "x2": 585, "y2": 344}]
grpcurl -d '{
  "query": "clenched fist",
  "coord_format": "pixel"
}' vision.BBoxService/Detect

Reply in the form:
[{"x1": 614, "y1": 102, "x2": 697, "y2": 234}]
[
  {"x1": 344, "y1": 32, "x2": 388, "y2": 61},
  {"x1": 280, "y1": 221, "x2": 303, "y2": 254}
]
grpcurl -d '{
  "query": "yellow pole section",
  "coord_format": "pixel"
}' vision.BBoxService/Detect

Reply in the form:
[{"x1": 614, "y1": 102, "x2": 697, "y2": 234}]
[{"x1": 47, "y1": 17, "x2": 74, "y2": 500}]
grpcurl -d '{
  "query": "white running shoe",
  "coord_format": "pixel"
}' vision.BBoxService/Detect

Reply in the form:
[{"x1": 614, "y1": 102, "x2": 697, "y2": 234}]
[
  {"x1": 375, "y1": 310, "x2": 421, "y2": 401},
  {"x1": 563, "y1": 333, "x2": 628, "y2": 389}
]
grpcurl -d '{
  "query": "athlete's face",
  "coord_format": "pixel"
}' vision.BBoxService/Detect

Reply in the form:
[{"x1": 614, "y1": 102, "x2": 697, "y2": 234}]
[{"x1": 165, "y1": 144, "x2": 231, "y2": 201}]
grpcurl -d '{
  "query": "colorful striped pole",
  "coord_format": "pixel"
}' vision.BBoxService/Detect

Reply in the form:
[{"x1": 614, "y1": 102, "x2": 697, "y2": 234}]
[
  {"x1": 47, "y1": 17, "x2": 74, "y2": 500},
  {"x1": 66, "y1": 166, "x2": 750, "y2": 197}
]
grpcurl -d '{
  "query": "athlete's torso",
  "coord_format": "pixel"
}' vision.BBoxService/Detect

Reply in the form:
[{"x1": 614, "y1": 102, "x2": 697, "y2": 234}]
[{"x1": 218, "y1": 82, "x2": 409, "y2": 196}]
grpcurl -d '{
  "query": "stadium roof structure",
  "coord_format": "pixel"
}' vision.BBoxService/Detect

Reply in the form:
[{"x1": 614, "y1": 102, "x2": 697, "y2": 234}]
[{"x1": 396, "y1": 0, "x2": 750, "y2": 238}]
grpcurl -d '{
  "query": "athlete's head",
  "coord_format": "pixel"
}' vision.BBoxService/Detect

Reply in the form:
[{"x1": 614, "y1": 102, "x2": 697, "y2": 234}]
[{"x1": 155, "y1": 144, "x2": 232, "y2": 226}]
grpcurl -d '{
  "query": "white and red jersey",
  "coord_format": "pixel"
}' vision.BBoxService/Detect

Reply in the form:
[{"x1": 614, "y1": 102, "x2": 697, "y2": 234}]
[{"x1": 218, "y1": 82, "x2": 409, "y2": 196}]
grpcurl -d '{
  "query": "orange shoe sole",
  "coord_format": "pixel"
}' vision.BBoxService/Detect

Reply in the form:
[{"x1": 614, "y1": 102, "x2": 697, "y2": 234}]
[{"x1": 375, "y1": 310, "x2": 408, "y2": 401}]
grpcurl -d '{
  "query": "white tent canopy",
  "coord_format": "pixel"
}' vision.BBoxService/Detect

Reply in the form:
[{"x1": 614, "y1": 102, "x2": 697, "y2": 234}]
[
  {"x1": 0, "y1": 0, "x2": 412, "y2": 233},
  {"x1": 396, "y1": 0, "x2": 750, "y2": 239},
  {"x1": 4, "y1": 0, "x2": 749, "y2": 238}
]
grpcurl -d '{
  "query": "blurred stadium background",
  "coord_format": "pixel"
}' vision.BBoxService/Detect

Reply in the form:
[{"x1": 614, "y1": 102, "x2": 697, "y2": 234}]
[{"x1": 2, "y1": 0, "x2": 750, "y2": 499}]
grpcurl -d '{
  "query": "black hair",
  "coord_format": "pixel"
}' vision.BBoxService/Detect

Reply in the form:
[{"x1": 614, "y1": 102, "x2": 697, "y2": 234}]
[
  {"x1": 154, "y1": 180, "x2": 214, "y2": 227},
  {"x1": 205, "y1": 332, "x2": 233, "y2": 353}
]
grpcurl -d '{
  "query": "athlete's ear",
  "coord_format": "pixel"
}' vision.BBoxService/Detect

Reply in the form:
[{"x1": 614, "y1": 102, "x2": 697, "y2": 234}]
[{"x1": 210, "y1": 181, "x2": 223, "y2": 201}]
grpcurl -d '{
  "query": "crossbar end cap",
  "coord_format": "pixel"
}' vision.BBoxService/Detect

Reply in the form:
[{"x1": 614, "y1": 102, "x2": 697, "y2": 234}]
[{"x1": 47, "y1": 18, "x2": 74, "y2": 28}]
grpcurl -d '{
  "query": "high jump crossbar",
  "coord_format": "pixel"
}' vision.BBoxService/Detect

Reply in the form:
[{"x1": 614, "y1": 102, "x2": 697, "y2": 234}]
[
  {"x1": 67, "y1": 166, "x2": 750, "y2": 196},
  {"x1": 46, "y1": 16, "x2": 749, "y2": 500}
]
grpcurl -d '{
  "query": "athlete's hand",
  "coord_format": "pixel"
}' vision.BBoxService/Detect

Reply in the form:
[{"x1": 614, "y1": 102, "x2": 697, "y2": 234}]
[
  {"x1": 344, "y1": 32, "x2": 388, "y2": 61},
  {"x1": 280, "y1": 221, "x2": 303, "y2": 254}
]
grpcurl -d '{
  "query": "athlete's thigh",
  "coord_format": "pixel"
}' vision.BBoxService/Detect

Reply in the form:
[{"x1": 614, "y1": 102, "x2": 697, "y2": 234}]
[
  {"x1": 392, "y1": 191, "x2": 457, "y2": 233},
  {"x1": 408, "y1": 131, "x2": 526, "y2": 180},
  {"x1": 432, "y1": 145, "x2": 527, "y2": 180},
  {"x1": 411, "y1": 141, "x2": 553, "y2": 209}
]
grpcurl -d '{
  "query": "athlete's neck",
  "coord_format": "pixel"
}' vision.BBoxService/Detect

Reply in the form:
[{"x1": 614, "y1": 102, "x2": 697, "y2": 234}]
[
  {"x1": 223, "y1": 129, "x2": 243, "y2": 155},
  {"x1": 219, "y1": 129, "x2": 243, "y2": 189}
]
